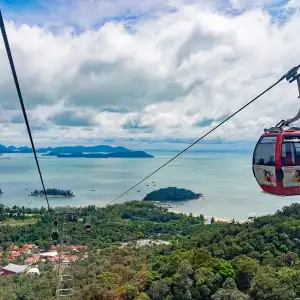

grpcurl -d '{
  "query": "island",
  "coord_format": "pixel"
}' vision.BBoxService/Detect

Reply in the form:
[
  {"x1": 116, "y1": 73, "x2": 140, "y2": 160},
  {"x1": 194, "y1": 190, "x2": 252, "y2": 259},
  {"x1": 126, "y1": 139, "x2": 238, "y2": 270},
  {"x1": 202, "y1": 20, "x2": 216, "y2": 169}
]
[
  {"x1": 0, "y1": 189, "x2": 2, "y2": 195},
  {"x1": 0, "y1": 143, "x2": 154, "y2": 158},
  {"x1": 42, "y1": 151, "x2": 153, "y2": 158},
  {"x1": 29, "y1": 188, "x2": 75, "y2": 198},
  {"x1": 143, "y1": 187, "x2": 202, "y2": 201},
  {"x1": 1, "y1": 144, "x2": 134, "y2": 154}
]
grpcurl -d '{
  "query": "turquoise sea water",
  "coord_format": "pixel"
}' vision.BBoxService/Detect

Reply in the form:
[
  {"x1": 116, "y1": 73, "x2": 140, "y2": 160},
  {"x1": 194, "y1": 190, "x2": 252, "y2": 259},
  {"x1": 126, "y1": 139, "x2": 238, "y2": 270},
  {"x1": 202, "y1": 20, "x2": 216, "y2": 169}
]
[{"x1": 1, "y1": 151, "x2": 300, "y2": 220}]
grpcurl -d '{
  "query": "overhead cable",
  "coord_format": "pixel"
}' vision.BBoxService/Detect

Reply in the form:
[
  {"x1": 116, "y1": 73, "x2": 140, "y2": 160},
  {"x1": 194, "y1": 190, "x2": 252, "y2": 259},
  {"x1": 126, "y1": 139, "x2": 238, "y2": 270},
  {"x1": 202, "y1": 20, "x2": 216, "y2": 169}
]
[
  {"x1": 109, "y1": 65, "x2": 300, "y2": 205},
  {"x1": 0, "y1": 10, "x2": 51, "y2": 211}
]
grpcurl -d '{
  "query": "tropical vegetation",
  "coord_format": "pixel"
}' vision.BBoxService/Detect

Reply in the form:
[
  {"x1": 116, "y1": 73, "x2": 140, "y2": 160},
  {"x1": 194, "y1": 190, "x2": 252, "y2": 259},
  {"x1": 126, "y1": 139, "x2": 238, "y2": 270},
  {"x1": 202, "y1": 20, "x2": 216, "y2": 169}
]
[{"x1": 1, "y1": 201, "x2": 300, "y2": 299}]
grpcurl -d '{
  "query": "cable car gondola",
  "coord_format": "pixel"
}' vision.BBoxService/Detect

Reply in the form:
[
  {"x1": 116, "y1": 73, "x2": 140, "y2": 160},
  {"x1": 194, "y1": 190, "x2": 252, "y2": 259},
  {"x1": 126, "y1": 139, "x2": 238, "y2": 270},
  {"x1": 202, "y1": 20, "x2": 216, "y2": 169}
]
[
  {"x1": 85, "y1": 223, "x2": 92, "y2": 233},
  {"x1": 52, "y1": 230, "x2": 59, "y2": 240},
  {"x1": 253, "y1": 68, "x2": 300, "y2": 196},
  {"x1": 84, "y1": 214, "x2": 92, "y2": 233}
]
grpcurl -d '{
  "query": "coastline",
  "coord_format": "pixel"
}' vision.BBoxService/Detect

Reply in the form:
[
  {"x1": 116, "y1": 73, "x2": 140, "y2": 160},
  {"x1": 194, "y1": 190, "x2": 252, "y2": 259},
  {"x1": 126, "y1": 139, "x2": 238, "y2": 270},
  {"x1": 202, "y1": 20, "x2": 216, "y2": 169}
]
[
  {"x1": 204, "y1": 215, "x2": 246, "y2": 224},
  {"x1": 146, "y1": 200, "x2": 246, "y2": 223},
  {"x1": 165, "y1": 206, "x2": 247, "y2": 223},
  {"x1": 150, "y1": 199, "x2": 246, "y2": 223},
  {"x1": 1, "y1": 195, "x2": 248, "y2": 223}
]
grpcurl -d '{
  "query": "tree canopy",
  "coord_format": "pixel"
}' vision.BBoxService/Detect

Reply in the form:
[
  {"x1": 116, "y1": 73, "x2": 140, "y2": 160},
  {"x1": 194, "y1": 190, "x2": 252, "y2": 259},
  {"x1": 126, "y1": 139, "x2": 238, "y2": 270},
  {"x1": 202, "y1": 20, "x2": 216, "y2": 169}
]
[{"x1": 1, "y1": 201, "x2": 300, "y2": 299}]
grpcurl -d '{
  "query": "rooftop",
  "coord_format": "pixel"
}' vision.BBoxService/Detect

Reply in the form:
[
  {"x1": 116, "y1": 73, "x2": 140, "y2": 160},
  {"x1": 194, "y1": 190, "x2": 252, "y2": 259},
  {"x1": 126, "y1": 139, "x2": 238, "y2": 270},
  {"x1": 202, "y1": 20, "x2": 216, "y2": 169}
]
[
  {"x1": 2, "y1": 263, "x2": 28, "y2": 274},
  {"x1": 27, "y1": 267, "x2": 40, "y2": 275},
  {"x1": 39, "y1": 251, "x2": 58, "y2": 257}
]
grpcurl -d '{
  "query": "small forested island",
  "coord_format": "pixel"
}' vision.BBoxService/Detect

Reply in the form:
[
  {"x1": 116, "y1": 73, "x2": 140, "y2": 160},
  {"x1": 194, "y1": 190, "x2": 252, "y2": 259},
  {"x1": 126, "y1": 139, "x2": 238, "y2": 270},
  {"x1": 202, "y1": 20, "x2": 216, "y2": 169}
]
[
  {"x1": 0, "y1": 189, "x2": 2, "y2": 195},
  {"x1": 143, "y1": 187, "x2": 202, "y2": 201},
  {"x1": 42, "y1": 150, "x2": 153, "y2": 158},
  {"x1": 29, "y1": 188, "x2": 74, "y2": 198}
]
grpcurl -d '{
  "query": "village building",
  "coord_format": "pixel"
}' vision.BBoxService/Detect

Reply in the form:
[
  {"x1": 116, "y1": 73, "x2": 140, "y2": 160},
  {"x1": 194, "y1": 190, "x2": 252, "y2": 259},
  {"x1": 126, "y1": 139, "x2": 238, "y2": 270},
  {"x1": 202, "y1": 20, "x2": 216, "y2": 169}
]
[
  {"x1": 27, "y1": 267, "x2": 40, "y2": 276},
  {"x1": 3, "y1": 243, "x2": 87, "y2": 266},
  {"x1": 25, "y1": 254, "x2": 40, "y2": 265},
  {"x1": 0, "y1": 263, "x2": 29, "y2": 276},
  {"x1": 8, "y1": 250, "x2": 21, "y2": 260}
]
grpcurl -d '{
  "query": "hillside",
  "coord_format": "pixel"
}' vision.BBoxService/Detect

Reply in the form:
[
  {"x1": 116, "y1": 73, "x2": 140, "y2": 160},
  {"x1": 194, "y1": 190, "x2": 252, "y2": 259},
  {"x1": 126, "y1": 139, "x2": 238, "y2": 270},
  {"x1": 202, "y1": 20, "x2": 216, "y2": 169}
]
[{"x1": 1, "y1": 202, "x2": 300, "y2": 299}]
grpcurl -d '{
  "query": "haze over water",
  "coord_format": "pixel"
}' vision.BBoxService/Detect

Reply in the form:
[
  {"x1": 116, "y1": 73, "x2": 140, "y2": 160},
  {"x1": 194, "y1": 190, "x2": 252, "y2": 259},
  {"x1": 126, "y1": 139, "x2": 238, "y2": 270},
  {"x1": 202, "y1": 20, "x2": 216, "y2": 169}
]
[{"x1": 2, "y1": 150, "x2": 300, "y2": 220}]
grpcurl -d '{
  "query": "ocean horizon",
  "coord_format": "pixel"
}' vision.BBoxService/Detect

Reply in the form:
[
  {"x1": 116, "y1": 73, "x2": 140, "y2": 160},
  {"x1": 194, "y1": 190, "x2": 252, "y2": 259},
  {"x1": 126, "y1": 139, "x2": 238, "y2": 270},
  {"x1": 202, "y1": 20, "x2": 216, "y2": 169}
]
[{"x1": 1, "y1": 150, "x2": 300, "y2": 221}]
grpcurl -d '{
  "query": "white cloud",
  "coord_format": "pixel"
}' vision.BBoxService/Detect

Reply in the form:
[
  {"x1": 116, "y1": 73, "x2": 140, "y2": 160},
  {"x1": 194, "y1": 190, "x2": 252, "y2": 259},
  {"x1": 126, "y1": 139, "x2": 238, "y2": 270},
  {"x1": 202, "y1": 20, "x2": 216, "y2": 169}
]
[
  {"x1": 229, "y1": 0, "x2": 283, "y2": 9},
  {"x1": 1, "y1": 1, "x2": 300, "y2": 148},
  {"x1": 286, "y1": 0, "x2": 300, "y2": 9},
  {"x1": 1, "y1": 0, "x2": 176, "y2": 32}
]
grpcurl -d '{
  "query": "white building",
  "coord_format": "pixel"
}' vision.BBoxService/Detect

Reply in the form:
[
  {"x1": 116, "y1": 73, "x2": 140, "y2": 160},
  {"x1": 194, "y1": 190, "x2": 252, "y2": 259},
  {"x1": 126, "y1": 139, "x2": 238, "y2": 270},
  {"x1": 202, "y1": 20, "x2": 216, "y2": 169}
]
[{"x1": 0, "y1": 263, "x2": 28, "y2": 276}]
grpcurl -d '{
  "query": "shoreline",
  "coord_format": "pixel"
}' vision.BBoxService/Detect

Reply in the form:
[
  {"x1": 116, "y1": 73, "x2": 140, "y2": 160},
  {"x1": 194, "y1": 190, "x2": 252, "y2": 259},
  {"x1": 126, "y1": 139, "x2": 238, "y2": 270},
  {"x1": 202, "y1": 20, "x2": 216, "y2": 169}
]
[
  {"x1": 0, "y1": 196, "x2": 248, "y2": 222},
  {"x1": 151, "y1": 200, "x2": 246, "y2": 223},
  {"x1": 165, "y1": 207, "x2": 247, "y2": 223},
  {"x1": 147, "y1": 196, "x2": 203, "y2": 202},
  {"x1": 204, "y1": 215, "x2": 246, "y2": 224}
]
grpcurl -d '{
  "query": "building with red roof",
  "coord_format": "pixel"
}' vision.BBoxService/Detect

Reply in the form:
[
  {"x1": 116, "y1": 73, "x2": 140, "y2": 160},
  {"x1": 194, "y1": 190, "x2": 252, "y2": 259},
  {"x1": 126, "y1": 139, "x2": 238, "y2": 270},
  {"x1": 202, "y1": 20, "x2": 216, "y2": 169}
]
[
  {"x1": 8, "y1": 251, "x2": 20, "y2": 260},
  {"x1": 25, "y1": 256, "x2": 40, "y2": 265}
]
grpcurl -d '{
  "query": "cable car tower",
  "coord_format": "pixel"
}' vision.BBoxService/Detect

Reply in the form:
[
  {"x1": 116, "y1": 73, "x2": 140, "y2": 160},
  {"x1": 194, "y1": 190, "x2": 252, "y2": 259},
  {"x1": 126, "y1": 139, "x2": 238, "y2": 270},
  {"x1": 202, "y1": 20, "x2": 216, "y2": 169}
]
[{"x1": 55, "y1": 210, "x2": 75, "y2": 299}]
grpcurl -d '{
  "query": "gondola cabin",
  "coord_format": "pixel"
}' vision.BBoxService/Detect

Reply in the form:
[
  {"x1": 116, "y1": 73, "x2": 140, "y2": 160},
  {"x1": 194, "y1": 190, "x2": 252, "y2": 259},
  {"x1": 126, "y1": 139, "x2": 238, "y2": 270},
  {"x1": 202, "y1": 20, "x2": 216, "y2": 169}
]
[
  {"x1": 253, "y1": 127, "x2": 300, "y2": 196},
  {"x1": 85, "y1": 223, "x2": 92, "y2": 233}
]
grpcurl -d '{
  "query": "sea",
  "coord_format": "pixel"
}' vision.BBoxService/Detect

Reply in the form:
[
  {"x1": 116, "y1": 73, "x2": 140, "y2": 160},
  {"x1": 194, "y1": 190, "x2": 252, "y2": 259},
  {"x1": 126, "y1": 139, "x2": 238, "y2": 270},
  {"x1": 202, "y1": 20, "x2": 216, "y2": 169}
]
[{"x1": 1, "y1": 150, "x2": 300, "y2": 221}]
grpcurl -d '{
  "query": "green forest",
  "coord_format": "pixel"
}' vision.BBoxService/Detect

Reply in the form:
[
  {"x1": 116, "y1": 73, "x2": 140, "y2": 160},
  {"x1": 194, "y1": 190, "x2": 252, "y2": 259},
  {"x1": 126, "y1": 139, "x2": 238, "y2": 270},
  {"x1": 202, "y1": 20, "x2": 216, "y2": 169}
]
[{"x1": 1, "y1": 201, "x2": 300, "y2": 299}]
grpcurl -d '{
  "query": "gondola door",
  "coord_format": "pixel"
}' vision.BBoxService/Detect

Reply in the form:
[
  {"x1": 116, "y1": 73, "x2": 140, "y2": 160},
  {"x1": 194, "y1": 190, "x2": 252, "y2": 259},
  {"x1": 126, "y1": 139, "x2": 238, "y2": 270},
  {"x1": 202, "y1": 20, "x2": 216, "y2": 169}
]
[
  {"x1": 253, "y1": 135, "x2": 278, "y2": 194},
  {"x1": 279, "y1": 134, "x2": 300, "y2": 195}
]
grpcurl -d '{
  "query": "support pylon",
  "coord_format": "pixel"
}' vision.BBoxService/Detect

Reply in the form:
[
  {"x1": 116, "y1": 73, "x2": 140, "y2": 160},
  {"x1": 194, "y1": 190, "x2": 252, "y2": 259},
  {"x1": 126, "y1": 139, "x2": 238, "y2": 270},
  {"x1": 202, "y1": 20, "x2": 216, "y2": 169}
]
[{"x1": 56, "y1": 212, "x2": 75, "y2": 299}]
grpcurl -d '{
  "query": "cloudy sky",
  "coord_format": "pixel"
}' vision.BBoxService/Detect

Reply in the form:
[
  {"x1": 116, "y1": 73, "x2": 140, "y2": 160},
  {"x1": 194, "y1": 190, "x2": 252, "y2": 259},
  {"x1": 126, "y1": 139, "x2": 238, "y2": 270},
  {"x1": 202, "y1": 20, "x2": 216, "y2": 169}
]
[{"x1": 0, "y1": 0, "x2": 299, "y2": 150}]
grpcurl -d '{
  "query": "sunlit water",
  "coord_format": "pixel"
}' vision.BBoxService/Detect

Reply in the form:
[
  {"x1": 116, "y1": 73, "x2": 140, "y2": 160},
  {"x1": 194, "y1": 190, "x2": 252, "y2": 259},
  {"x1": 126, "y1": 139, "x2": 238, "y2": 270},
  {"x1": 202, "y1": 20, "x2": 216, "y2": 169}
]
[{"x1": 1, "y1": 151, "x2": 300, "y2": 220}]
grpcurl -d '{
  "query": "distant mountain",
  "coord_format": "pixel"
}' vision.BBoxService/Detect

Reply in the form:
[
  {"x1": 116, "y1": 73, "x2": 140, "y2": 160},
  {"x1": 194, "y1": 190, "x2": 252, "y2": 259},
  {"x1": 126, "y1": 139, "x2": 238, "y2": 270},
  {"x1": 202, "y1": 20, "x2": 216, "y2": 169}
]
[
  {"x1": 0, "y1": 144, "x2": 131, "y2": 154},
  {"x1": 42, "y1": 151, "x2": 154, "y2": 158},
  {"x1": 42, "y1": 145, "x2": 130, "y2": 153}
]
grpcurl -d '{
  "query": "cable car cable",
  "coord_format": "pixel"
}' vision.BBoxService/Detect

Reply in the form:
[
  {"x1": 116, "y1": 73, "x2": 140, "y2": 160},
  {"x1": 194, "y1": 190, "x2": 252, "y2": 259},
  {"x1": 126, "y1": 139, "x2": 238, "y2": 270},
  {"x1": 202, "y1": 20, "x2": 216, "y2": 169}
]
[
  {"x1": 109, "y1": 64, "x2": 300, "y2": 205},
  {"x1": 1, "y1": 14, "x2": 59, "y2": 293},
  {"x1": 0, "y1": 10, "x2": 51, "y2": 211}
]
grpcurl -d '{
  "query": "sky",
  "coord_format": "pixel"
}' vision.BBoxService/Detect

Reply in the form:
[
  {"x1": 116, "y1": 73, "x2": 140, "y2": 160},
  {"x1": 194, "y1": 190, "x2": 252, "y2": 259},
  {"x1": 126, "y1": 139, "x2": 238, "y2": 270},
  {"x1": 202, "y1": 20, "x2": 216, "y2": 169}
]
[{"x1": 0, "y1": 0, "x2": 300, "y2": 150}]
